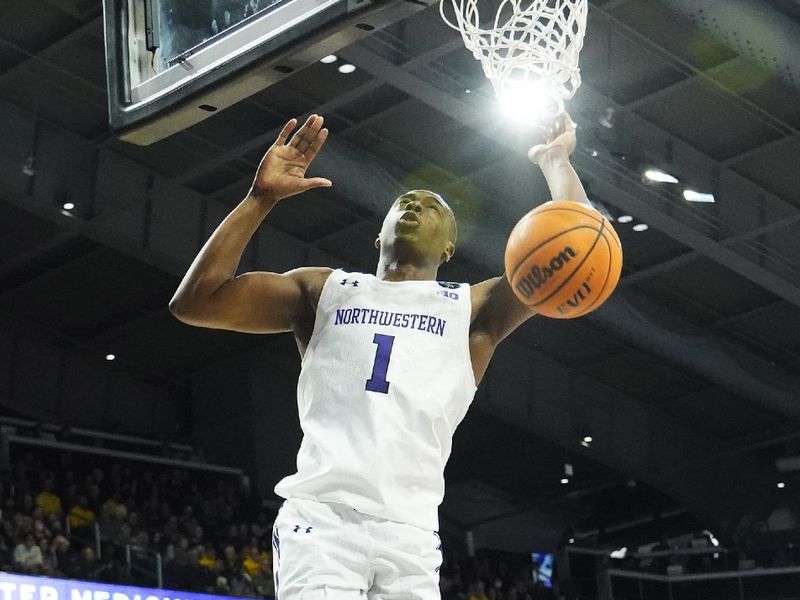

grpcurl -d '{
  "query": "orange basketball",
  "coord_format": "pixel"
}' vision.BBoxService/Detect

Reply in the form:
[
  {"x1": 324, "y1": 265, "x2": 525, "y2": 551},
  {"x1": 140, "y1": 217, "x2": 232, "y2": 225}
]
[{"x1": 504, "y1": 200, "x2": 623, "y2": 319}]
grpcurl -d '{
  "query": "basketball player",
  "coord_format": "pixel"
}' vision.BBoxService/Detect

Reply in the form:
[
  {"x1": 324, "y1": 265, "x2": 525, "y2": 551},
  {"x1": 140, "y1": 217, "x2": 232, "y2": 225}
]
[{"x1": 169, "y1": 112, "x2": 587, "y2": 599}]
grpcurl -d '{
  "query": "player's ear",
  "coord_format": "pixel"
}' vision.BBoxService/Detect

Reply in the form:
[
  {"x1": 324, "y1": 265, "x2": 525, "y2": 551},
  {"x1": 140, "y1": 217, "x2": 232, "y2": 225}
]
[
  {"x1": 442, "y1": 241, "x2": 455, "y2": 263},
  {"x1": 374, "y1": 237, "x2": 381, "y2": 250}
]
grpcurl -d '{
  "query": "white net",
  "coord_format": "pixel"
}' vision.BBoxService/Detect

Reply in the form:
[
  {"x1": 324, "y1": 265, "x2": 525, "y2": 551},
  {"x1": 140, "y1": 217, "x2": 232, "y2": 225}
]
[{"x1": 440, "y1": 0, "x2": 587, "y2": 115}]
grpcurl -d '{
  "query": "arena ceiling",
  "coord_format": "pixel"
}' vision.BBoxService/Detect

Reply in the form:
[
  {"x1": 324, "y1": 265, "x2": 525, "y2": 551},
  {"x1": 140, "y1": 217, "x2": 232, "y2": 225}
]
[{"x1": 1, "y1": 0, "x2": 800, "y2": 550}]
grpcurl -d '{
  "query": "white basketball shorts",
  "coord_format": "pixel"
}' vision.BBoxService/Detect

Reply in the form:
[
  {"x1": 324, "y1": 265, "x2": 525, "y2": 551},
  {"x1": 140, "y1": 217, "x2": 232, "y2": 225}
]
[{"x1": 272, "y1": 497, "x2": 443, "y2": 600}]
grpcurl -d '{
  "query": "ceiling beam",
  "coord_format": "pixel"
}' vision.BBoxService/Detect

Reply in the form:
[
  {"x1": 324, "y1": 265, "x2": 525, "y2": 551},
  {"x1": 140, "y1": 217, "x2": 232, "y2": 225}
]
[
  {"x1": 0, "y1": 22, "x2": 106, "y2": 98},
  {"x1": 0, "y1": 16, "x2": 103, "y2": 86},
  {"x1": 620, "y1": 211, "x2": 800, "y2": 286},
  {"x1": 623, "y1": 57, "x2": 740, "y2": 111},
  {"x1": 722, "y1": 134, "x2": 799, "y2": 167},
  {"x1": 0, "y1": 230, "x2": 80, "y2": 280},
  {"x1": 591, "y1": 6, "x2": 796, "y2": 136}
]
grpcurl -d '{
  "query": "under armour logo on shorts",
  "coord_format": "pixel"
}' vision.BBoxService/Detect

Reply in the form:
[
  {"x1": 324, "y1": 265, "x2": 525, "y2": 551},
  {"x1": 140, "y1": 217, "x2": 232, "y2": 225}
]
[
  {"x1": 293, "y1": 525, "x2": 313, "y2": 533},
  {"x1": 340, "y1": 279, "x2": 359, "y2": 287}
]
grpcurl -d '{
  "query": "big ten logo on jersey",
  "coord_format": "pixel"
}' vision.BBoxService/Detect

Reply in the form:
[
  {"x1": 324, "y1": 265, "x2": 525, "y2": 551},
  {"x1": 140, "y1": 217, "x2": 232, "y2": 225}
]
[{"x1": 436, "y1": 281, "x2": 460, "y2": 300}]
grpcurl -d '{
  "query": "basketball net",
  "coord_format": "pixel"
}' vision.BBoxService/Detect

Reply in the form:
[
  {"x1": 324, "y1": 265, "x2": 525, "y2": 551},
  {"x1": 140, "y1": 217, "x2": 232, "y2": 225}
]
[{"x1": 440, "y1": 0, "x2": 587, "y2": 118}]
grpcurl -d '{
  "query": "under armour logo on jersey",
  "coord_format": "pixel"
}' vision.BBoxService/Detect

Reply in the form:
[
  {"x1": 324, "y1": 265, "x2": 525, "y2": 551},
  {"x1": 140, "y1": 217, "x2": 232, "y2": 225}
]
[
  {"x1": 292, "y1": 525, "x2": 313, "y2": 533},
  {"x1": 340, "y1": 279, "x2": 359, "y2": 287}
]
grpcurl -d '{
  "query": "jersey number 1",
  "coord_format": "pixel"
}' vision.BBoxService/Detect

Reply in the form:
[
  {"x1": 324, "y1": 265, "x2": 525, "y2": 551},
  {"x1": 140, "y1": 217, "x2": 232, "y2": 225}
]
[{"x1": 365, "y1": 333, "x2": 394, "y2": 394}]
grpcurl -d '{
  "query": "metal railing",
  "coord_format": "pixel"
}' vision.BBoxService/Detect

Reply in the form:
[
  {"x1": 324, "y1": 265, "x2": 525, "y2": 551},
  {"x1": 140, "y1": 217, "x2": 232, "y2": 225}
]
[
  {"x1": 607, "y1": 566, "x2": 800, "y2": 600},
  {"x1": 125, "y1": 542, "x2": 163, "y2": 589}
]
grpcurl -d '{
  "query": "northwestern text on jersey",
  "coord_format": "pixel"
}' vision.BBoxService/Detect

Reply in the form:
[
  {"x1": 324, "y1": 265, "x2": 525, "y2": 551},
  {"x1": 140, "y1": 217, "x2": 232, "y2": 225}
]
[{"x1": 334, "y1": 307, "x2": 446, "y2": 337}]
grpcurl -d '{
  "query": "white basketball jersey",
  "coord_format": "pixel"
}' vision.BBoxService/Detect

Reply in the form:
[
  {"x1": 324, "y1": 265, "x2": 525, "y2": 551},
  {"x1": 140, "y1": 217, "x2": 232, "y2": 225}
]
[{"x1": 274, "y1": 269, "x2": 477, "y2": 530}]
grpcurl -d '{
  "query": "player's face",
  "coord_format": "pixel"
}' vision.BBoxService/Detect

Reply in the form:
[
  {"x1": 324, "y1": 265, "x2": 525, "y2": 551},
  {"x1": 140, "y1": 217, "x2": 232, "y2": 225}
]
[{"x1": 379, "y1": 190, "x2": 455, "y2": 262}]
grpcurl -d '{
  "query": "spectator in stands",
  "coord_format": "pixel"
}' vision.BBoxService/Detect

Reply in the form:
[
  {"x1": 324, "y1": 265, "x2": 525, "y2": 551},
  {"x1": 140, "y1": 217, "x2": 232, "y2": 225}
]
[
  {"x1": 242, "y1": 544, "x2": 260, "y2": 577},
  {"x1": 52, "y1": 534, "x2": 76, "y2": 576},
  {"x1": 221, "y1": 544, "x2": 240, "y2": 581},
  {"x1": 468, "y1": 579, "x2": 490, "y2": 600},
  {"x1": 68, "y1": 496, "x2": 95, "y2": 535},
  {"x1": 198, "y1": 543, "x2": 217, "y2": 571},
  {"x1": 95, "y1": 544, "x2": 126, "y2": 584},
  {"x1": 36, "y1": 479, "x2": 62, "y2": 517},
  {"x1": 87, "y1": 483, "x2": 103, "y2": 515},
  {"x1": 39, "y1": 537, "x2": 57, "y2": 576},
  {"x1": 252, "y1": 553, "x2": 275, "y2": 598},
  {"x1": 13, "y1": 533, "x2": 43, "y2": 573},
  {"x1": 72, "y1": 546, "x2": 102, "y2": 581}
]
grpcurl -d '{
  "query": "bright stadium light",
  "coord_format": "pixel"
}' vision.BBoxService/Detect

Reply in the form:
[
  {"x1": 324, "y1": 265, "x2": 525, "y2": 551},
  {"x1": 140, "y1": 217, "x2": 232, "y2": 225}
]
[
  {"x1": 338, "y1": 64, "x2": 356, "y2": 74},
  {"x1": 560, "y1": 477, "x2": 569, "y2": 485},
  {"x1": 610, "y1": 547, "x2": 628, "y2": 559},
  {"x1": 644, "y1": 169, "x2": 679, "y2": 184},
  {"x1": 63, "y1": 202, "x2": 75, "y2": 210},
  {"x1": 632, "y1": 223, "x2": 649, "y2": 232},
  {"x1": 320, "y1": 54, "x2": 338, "y2": 63},
  {"x1": 617, "y1": 215, "x2": 633, "y2": 223},
  {"x1": 683, "y1": 189, "x2": 715, "y2": 203},
  {"x1": 778, "y1": 482, "x2": 786, "y2": 489},
  {"x1": 105, "y1": 353, "x2": 116, "y2": 361},
  {"x1": 497, "y1": 81, "x2": 554, "y2": 123}
]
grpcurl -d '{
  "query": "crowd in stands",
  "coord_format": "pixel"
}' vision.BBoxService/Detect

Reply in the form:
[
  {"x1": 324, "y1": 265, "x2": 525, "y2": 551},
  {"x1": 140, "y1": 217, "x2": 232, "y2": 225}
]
[
  {"x1": 439, "y1": 554, "x2": 556, "y2": 600},
  {"x1": 0, "y1": 445, "x2": 557, "y2": 600},
  {"x1": 0, "y1": 448, "x2": 276, "y2": 598}
]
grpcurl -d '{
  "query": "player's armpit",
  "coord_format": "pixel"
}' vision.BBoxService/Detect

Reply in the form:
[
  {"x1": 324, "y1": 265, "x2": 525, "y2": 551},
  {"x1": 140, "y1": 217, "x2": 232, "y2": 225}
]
[
  {"x1": 470, "y1": 275, "x2": 537, "y2": 346},
  {"x1": 170, "y1": 267, "x2": 332, "y2": 334}
]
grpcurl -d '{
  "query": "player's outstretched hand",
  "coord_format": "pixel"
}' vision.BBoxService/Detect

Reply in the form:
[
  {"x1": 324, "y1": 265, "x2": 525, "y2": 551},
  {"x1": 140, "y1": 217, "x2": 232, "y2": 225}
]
[
  {"x1": 527, "y1": 112, "x2": 577, "y2": 166},
  {"x1": 250, "y1": 115, "x2": 332, "y2": 203}
]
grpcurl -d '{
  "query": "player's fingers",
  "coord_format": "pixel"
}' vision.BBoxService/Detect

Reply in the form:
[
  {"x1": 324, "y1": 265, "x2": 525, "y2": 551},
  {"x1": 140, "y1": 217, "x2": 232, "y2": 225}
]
[
  {"x1": 275, "y1": 118, "x2": 297, "y2": 146},
  {"x1": 297, "y1": 116, "x2": 323, "y2": 153},
  {"x1": 561, "y1": 111, "x2": 576, "y2": 132},
  {"x1": 304, "y1": 128, "x2": 329, "y2": 161},
  {"x1": 289, "y1": 114, "x2": 317, "y2": 147},
  {"x1": 298, "y1": 177, "x2": 332, "y2": 192}
]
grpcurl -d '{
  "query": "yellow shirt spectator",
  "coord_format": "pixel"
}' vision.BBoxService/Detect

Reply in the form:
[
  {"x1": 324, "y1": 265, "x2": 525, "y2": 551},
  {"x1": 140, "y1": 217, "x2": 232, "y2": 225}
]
[
  {"x1": 69, "y1": 499, "x2": 95, "y2": 530},
  {"x1": 36, "y1": 491, "x2": 61, "y2": 517},
  {"x1": 198, "y1": 547, "x2": 217, "y2": 570},
  {"x1": 243, "y1": 555, "x2": 260, "y2": 577}
]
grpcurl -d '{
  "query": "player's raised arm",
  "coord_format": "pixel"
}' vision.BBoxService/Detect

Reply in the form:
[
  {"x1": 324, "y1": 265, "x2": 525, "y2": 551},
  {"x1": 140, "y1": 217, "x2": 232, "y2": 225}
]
[
  {"x1": 470, "y1": 113, "x2": 588, "y2": 374},
  {"x1": 527, "y1": 112, "x2": 589, "y2": 207},
  {"x1": 169, "y1": 116, "x2": 333, "y2": 334}
]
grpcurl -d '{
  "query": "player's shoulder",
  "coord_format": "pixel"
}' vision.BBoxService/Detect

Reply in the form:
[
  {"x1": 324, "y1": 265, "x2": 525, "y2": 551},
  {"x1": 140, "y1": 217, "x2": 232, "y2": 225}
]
[{"x1": 284, "y1": 266, "x2": 334, "y2": 295}]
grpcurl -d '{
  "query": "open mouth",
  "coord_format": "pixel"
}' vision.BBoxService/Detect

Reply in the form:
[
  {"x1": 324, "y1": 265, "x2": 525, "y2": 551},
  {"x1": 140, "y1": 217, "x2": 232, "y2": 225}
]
[{"x1": 399, "y1": 211, "x2": 419, "y2": 224}]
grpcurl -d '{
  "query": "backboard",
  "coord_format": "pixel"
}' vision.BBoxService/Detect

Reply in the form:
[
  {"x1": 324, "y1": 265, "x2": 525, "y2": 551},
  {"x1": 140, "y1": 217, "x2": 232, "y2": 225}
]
[{"x1": 104, "y1": 0, "x2": 434, "y2": 145}]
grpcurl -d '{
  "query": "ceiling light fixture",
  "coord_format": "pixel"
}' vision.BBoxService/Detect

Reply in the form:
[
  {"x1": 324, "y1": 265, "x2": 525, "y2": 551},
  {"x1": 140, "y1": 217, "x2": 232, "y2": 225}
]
[
  {"x1": 320, "y1": 54, "x2": 337, "y2": 63},
  {"x1": 105, "y1": 354, "x2": 116, "y2": 361},
  {"x1": 63, "y1": 202, "x2": 75, "y2": 210},
  {"x1": 632, "y1": 223, "x2": 649, "y2": 232},
  {"x1": 338, "y1": 64, "x2": 356, "y2": 74},
  {"x1": 683, "y1": 190, "x2": 715, "y2": 203},
  {"x1": 617, "y1": 215, "x2": 633, "y2": 224},
  {"x1": 560, "y1": 478, "x2": 569, "y2": 485},
  {"x1": 609, "y1": 547, "x2": 628, "y2": 559},
  {"x1": 644, "y1": 169, "x2": 679, "y2": 184},
  {"x1": 778, "y1": 482, "x2": 786, "y2": 489}
]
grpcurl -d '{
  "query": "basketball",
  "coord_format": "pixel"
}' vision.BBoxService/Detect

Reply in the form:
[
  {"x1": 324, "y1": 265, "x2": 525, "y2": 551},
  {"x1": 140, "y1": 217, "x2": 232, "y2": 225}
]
[{"x1": 504, "y1": 200, "x2": 623, "y2": 319}]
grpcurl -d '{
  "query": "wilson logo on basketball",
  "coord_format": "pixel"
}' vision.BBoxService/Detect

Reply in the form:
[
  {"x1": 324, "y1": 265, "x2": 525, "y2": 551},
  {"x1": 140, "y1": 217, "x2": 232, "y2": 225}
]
[{"x1": 514, "y1": 246, "x2": 577, "y2": 300}]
